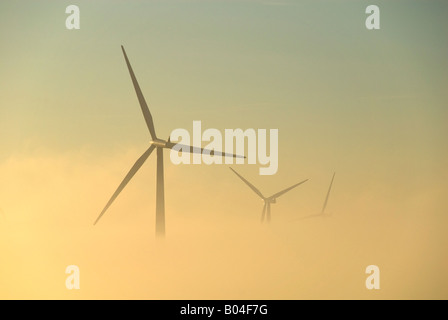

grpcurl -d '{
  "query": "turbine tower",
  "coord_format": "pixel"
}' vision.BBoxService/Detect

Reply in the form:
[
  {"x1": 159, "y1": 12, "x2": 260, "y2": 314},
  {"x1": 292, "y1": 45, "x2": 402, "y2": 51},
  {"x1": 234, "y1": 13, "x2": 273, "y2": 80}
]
[
  {"x1": 94, "y1": 46, "x2": 242, "y2": 237},
  {"x1": 230, "y1": 168, "x2": 308, "y2": 222}
]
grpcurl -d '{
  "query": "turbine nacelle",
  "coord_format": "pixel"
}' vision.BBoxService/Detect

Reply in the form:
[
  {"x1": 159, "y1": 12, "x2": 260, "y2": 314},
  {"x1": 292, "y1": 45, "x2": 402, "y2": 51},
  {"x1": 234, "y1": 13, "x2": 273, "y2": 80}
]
[{"x1": 150, "y1": 139, "x2": 168, "y2": 148}]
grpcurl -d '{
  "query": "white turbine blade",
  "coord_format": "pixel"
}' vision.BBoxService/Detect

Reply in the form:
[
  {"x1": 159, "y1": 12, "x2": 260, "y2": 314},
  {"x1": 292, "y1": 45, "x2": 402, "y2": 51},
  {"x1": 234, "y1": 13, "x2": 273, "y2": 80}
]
[
  {"x1": 229, "y1": 167, "x2": 265, "y2": 199},
  {"x1": 94, "y1": 145, "x2": 156, "y2": 225},
  {"x1": 166, "y1": 142, "x2": 244, "y2": 159},
  {"x1": 268, "y1": 179, "x2": 308, "y2": 200},
  {"x1": 121, "y1": 46, "x2": 157, "y2": 139},
  {"x1": 321, "y1": 172, "x2": 335, "y2": 214}
]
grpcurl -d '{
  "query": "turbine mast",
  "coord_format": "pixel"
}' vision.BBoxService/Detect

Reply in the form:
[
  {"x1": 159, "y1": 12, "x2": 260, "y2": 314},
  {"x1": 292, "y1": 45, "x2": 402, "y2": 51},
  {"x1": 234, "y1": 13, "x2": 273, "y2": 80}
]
[
  {"x1": 156, "y1": 147, "x2": 166, "y2": 237},
  {"x1": 266, "y1": 202, "x2": 271, "y2": 223}
]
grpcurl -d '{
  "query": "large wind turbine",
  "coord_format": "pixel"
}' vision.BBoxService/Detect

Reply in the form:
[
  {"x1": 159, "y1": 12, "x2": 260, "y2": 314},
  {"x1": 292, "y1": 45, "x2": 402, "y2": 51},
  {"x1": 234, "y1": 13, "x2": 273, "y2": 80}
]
[
  {"x1": 230, "y1": 168, "x2": 308, "y2": 222},
  {"x1": 94, "y1": 46, "x2": 242, "y2": 237},
  {"x1": 297, "y1": 172, "x2": 336, "y2": 220}
]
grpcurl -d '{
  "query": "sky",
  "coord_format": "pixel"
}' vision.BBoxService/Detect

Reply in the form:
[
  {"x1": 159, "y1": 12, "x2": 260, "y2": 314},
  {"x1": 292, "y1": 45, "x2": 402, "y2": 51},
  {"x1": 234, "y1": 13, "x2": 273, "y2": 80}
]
[{"x1": 0, "y1": 0, "x2": 447, "y2": 299}]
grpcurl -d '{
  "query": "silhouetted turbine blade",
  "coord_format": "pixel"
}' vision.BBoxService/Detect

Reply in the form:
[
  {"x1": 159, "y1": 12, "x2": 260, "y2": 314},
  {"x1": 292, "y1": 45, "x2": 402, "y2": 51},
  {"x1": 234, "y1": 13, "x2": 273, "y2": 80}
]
[
  {"x1": 94, "y1": 145, "x2": 156, "y2": 225},
  {"x1": 121, "y1": 45, "x2": 157, "y2": 140},
  {"x1": 261, "y1": 203, "x2": 267, "y2": 222},
  {"x1": 166, "y1": 142, "x2": 245, "y2": 158},
  {"x1": 268, "y1": 179, "x2": 308, "y2": 200},
  {"x1": 321, "y1": 172, "x2": 335, "y2": 214},
  {"x1": 229, "y1": 167, "x2": 265, "y2": 199}
]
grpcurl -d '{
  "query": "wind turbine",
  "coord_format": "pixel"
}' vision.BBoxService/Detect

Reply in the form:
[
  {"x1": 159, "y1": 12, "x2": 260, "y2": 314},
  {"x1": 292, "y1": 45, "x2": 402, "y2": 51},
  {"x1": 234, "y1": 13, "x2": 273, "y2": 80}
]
[
  {"x1": 229, "y1": 168, "x2": 308, "y2": 222},
  {"x1": 297, "y1": 172, "x2": 336, "y2": 220},
  {"x1": 94, "y1": 46, "x2": 242, "y2": 237}
]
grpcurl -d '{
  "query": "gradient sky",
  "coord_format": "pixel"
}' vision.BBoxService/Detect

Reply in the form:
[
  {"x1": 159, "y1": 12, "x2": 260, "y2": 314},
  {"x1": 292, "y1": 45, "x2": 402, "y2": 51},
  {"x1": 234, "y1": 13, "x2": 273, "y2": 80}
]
[{"x1": 0, "y1": 0, "x2": 447, "y2": 299}]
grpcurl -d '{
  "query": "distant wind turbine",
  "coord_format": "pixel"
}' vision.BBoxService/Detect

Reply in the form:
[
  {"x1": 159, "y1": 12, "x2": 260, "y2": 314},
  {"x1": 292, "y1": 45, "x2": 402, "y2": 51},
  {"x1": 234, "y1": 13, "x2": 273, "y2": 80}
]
[
  {"x1": 297, "y1": 172, "x2": 336, "y2": 220},
  {"x1": 230, "y1": 167, "x2": 308, "y2": 222},
  {"x1": 94, "y1": 46, "x2": 243, "y2": 237}
]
